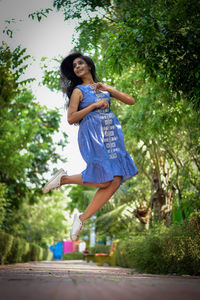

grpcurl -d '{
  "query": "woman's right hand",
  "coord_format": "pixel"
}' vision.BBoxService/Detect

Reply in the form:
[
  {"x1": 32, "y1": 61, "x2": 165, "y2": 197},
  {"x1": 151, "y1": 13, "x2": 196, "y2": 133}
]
[{"x1": 94, "y1": 99, "x2": 109, "y2": 109}]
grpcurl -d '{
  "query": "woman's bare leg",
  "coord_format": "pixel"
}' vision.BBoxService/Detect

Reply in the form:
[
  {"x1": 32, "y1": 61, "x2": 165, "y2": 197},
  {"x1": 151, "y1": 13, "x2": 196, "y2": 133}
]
[
  {"x1": 60, "y1": 174, "x2": 111, "y2": 188},
  {"x1": 80, "y1": 176, "x2": 121, "y2": 222}
]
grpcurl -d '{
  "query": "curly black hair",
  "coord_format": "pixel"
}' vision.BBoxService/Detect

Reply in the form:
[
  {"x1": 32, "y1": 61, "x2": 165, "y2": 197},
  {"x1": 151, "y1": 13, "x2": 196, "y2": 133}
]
[{"x1": 60, "y1": 52, "x2": 99, "y2": 106}]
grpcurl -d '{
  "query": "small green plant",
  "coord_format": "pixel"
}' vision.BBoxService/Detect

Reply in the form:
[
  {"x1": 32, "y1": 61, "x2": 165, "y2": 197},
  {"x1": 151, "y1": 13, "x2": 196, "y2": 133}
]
[{"x1": 63, "y1": 252, "x2": 83, "y2": 260}]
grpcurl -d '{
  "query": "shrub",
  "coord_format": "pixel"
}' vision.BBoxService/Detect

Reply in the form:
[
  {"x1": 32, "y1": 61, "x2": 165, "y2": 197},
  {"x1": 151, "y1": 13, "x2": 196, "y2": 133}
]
[
  {"x1": 0, "y1": 231, "x2": 14, "y2": 264},
  {"x1": 42, "y1": 247, "x2": 53, "y2": 261},
  {"x1": 22, "y1": 241, "x2": 31, "y2": 262},
  {"x1": 29, "y1": 243, "x2": 43, "y2": 261},
  {"x1": 0, "y1": 230, "x2": 52, "y2": 264},
  {"x1": 63, "y1": 252, "x2": 83, "y2": 260},
  {"x1": 89, "y1": 244, "x2": 110, "y2": 255},
  {"x1": 0, "y1": 183, "x2": 8, "y2": 229},
  {"x1": 116, "y1": 212, "x2": 200, "y2": 275},
  {"x1": 6, "y1": 237, "x2": 27, "y2": 264}
]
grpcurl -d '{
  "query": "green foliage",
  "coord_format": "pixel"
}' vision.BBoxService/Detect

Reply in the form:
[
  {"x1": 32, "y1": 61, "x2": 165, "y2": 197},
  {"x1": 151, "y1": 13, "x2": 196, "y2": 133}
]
[
  {"x1": 95, "y1": 203, "x2": 133, "y2": 238},
  {"x1": 116, "y1": 212, "x2": 200, "y2": 275},
  {"x1": 1, "y1": 89, "x2": 62, "y2": 185},
  {"x1": 0, "y1": 230, "x2": 53, "y2": 264},
  {"x1": 67, "y1": 185, "x2": 96, "y2": 213},
  {"x1": 53, "y1": 0, "x2": 110, "y2": 20},
  {"x1": 41, "y1": 57, "x2": 61, "y2": 92},
  {"x1": 0, "y1": 42, "x2": 35, "y2": 97},
  {"x1": 42, "y1": 247, "x2": 54, "y2": 261},
  {"x1": 0, "y1": 43, "x2": 68, "y2": 234},
  {"x1": 63, "y1": 252, "x2": 84, "y2": 260},
  {"x1": 29, "y1": 243, "x2": 44, "y2": 261},
  {"x1": 8, "y1": 190, "x2": 70, "y2": 248},
  {"x1": 67, "y1": 184, "x2": 141, "y2": 239},
  {"x1": 6, "y1": 237, "x2": 28, "y2": 264},
  {"x1": 89, "y1": 244, "x2": 110, "y2": 255},
  {"x1": 0, "y1": 231, "x2": 14, "y2": 264},
  {"x1": 28, "y1": 8, "x2": 53, "y2": 22},
  {"x1": 95, "y1": 182, "x2": 150, "y2": 238},
  {"x1": 0, "y1": 183, "x2": 9, "y2": 228},
  {"x1": 63, "y1": 0, "x2": 200, "y2": 107},
  {"x1": 105, "y1": 65, "x2": 200, "y2": 227}
]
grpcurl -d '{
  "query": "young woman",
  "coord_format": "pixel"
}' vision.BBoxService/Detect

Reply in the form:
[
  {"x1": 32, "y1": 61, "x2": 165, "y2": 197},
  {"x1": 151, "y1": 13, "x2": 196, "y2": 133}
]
[{"x1": 43, "y1": 52, "x2": 138, "y2": 241}]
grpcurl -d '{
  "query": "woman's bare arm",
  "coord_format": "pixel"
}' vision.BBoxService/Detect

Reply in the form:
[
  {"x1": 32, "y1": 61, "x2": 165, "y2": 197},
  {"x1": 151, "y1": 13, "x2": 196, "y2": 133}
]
[
  {"x1": 93, "y1": 82, "x2": 135, "y2": 105},
  {"x1": 107, "y1": 86, "x2": 135, "y2": 105}
]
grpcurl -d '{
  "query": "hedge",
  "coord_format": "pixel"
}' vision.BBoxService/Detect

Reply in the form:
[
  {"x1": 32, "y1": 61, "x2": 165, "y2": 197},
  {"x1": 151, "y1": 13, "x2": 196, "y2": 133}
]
[
  {"x1": 0, "y1": 231, "x2": 14, "y2": 264},
  {"x1": 89, "y1": 244, "x2": 110, "y2": 255},
  {"x1": 63, "y1": 252, "x2": 84, "y2": 260},
  {"x1": 0, "y1": 231, "x2": 53, "y2": 264},
  {"x1": 116, "y1": 212, "x2": 200, "y2": 275}
]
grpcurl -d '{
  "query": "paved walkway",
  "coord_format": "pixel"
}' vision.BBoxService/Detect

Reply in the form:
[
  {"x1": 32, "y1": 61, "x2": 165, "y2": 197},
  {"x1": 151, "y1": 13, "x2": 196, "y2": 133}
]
[{"x1": 0, "y1": 260, "x2": 200, "y2": 300}]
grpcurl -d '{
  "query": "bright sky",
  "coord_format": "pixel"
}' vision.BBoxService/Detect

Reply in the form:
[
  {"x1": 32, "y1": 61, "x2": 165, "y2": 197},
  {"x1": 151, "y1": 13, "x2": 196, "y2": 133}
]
[{"x1": 0, "y1": 0, "x2": 86, "y2": 177}]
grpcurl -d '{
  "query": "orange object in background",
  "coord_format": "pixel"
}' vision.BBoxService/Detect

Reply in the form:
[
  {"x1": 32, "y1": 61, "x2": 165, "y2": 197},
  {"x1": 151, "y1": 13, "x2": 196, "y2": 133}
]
[{"x1": 73, "y1": 240, "x2": 80, "y2": 252}]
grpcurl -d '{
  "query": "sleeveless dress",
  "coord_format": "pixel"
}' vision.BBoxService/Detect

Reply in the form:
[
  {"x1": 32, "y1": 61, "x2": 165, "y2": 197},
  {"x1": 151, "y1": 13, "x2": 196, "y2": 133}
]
[{"x1": 76, "y1": 84, "x2": 138, "y2": 184}]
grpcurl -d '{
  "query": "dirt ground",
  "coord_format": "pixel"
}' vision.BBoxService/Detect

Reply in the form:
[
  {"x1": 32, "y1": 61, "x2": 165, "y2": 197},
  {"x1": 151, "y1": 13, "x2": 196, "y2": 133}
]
[{"x1": 0, "y1": 260, "x2": 200, "y2": 300}]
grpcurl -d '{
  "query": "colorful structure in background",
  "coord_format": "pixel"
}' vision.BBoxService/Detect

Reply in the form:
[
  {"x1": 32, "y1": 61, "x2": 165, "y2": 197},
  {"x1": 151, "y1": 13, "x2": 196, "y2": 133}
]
[
  {"x1": 63, "y1": 240, "x2": 73, "y2": 254},
  {"x1": 49, "y1": 241, "x2": 63, "y2": 260},
  {"x1": 49, "y1": 240, "x2": 86, "y2": 260}
]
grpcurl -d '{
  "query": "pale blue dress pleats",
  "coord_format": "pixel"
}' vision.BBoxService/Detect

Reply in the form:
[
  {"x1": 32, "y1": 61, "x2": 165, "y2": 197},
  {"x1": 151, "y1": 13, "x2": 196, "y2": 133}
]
[{"x1": 76, "y1": 85, "x2": 138, "y2": 184}]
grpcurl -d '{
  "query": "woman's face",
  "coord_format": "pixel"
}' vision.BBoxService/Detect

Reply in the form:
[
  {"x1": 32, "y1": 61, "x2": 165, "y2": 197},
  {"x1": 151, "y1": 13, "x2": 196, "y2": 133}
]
[{"x1": 73, "y1": 57, "x2": 91, "y2": 78}]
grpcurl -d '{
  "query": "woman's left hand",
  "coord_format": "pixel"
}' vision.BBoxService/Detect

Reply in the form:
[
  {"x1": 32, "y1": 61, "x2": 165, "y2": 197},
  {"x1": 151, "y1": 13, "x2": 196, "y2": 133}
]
[
  {"x1": 92, "y1": 82, "x2": 135, "y2": 105},
  {"x1": 92, "y1": 82, "x2": 109, "y2": 92}
]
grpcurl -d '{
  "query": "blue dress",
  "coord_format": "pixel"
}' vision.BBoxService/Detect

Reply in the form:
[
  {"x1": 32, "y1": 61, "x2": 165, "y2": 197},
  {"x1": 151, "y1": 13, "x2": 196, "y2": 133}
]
[{"x1": 76, "y1": 84, "x2": 138, "y2": 184}]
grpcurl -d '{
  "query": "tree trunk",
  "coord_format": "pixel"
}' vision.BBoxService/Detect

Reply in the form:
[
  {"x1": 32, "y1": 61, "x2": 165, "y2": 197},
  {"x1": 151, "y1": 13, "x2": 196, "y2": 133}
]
[
  {"x1": 150, "y1": 141, "x2": 174, "y2": 225},
  {"x1": 134, "y1": 206, "x2": 151, "y2": 231}
]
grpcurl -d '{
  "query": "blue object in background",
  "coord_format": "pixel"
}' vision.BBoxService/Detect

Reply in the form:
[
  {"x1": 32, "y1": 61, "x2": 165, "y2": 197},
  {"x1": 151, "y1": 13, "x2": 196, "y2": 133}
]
[
  {"x1": 49, "y1": 241, "x2": 63, "y2": 259},
  {"x1": 97, "y1": 240, "x2": 104, "y2": 245}
]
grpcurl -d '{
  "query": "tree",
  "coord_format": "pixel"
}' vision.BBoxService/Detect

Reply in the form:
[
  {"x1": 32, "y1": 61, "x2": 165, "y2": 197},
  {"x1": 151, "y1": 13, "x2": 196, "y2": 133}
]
[
  {"x1": 53, "y1": 0, "x2": 200, "y2": 108},
  {"x1": 117, "y1": 66, "x2": 200, "y2": 225},
  {"x1": 0, "y1": 43, "x2": 68, "y2": 232}
]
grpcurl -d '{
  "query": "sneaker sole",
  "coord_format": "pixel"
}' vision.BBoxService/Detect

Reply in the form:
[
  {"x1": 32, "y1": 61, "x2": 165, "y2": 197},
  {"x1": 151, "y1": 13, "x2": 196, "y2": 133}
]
[
  {"x1": 42, "y1": 168, "x2": 64, "y2": 193},
  {"x1": 70, "y1": 230, "x2": 82, "y2": 241}
]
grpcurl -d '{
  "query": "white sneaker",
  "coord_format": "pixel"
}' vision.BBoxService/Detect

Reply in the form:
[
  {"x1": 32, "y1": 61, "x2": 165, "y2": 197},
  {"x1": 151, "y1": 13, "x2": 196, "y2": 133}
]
[
  {"x1": 70, "y1": 213, "x2": 84, "y2": 241},
  {"x1": 42, "y1": 168, "x2": 66, "y2": 194}
]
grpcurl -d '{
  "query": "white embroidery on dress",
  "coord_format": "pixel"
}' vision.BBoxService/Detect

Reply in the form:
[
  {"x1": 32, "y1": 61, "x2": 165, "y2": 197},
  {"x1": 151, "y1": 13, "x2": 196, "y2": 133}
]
[{"x1": 101, "y1": 112, "x2": 120, "y2": 159}]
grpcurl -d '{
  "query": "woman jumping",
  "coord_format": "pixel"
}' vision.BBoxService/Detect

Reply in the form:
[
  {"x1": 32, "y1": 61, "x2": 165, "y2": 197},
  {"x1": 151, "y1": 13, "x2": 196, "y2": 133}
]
[{"x1": 43, "y1": 52, "x2": 138, "y2": 241}]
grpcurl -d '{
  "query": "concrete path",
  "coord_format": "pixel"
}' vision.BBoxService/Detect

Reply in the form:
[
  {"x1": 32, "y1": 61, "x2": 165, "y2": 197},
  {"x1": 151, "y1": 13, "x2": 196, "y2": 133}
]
[{"x1": 0, "y1": 260, "x2": 200, "y2": 300}]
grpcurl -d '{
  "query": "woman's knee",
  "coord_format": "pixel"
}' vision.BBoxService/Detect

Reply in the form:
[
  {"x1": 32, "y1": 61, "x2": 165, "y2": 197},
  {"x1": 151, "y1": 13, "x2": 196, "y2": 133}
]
[
  {"x1": 111, "y1": 176, "x2": 121, "y2": 190},
  {"x1": 99, "y1": 181, "x2": 112, "y2": 188},
  {"x1": 99, "y1": 177, "x2": 121, "y2": 189}
]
